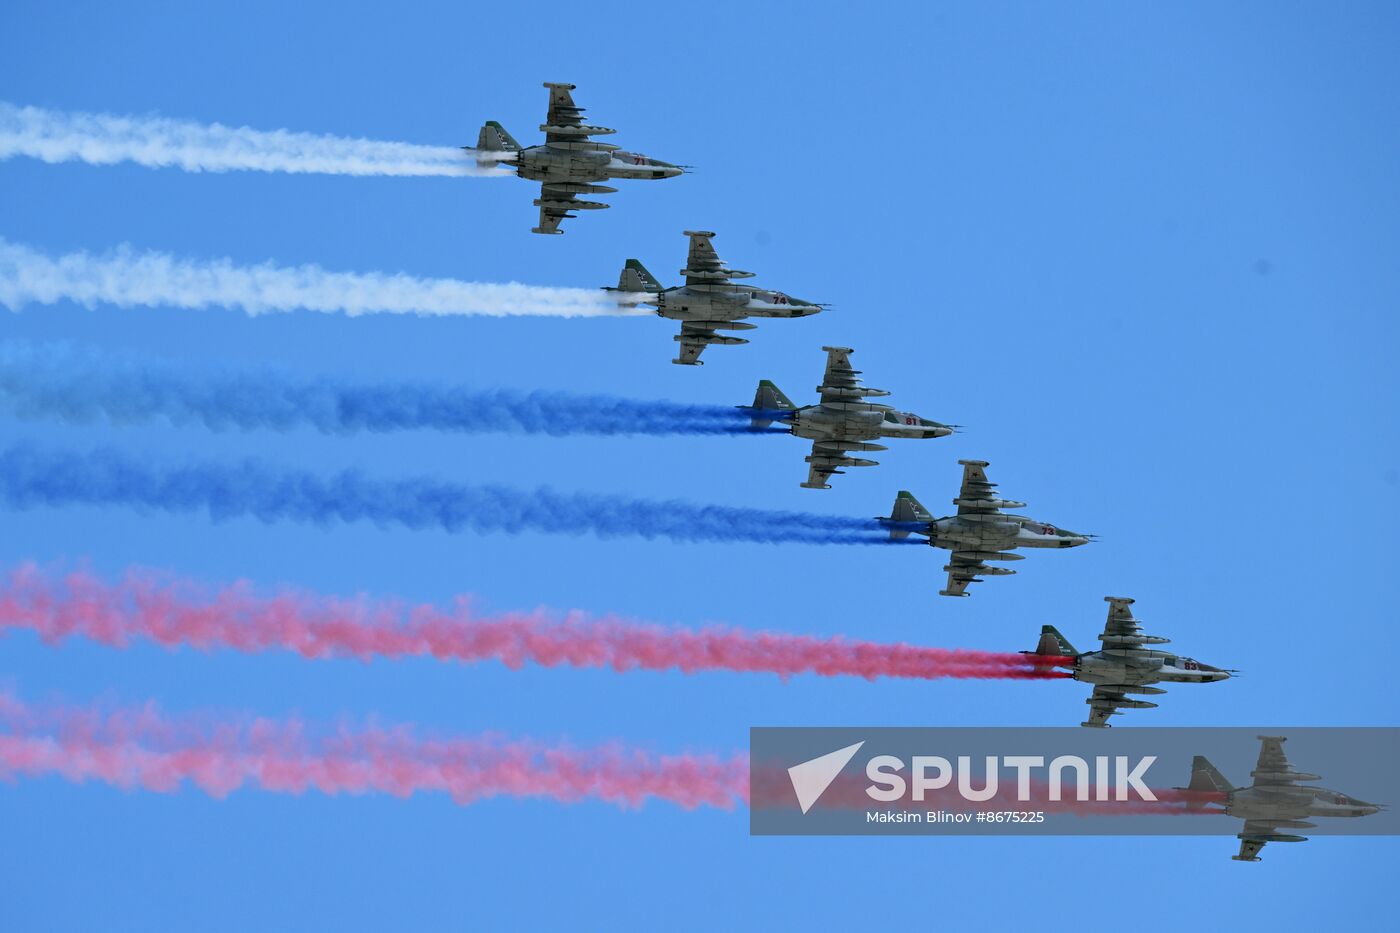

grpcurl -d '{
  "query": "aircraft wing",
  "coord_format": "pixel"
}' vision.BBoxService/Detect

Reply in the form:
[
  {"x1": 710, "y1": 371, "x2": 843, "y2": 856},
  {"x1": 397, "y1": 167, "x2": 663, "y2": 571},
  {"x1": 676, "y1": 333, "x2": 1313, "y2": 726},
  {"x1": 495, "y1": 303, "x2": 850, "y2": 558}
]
[
  {"x1": 545, "y1": 83, "x2": 583, "y2": 134},
  {"x1": 541, "y1": 82, "x2": 616, "y2": 145},
  {"x1": 1234, "y1": 819, "x2": 1306, "y2": 862},
  {"x1": 1255, "y1": 736, "x2": 1290, "y2": 775},
  {"x1": 685, "y1": 231, "x2": 723, "y2": 276},
  {"x1": 533, "y1": 184, "x2": 581, "y2": 235},
  {"x1": 670, "y1": 318, "x2": 753, "y2": 366},
  {"x1": 1082, "y1": 684, "x2": 1146, "y2": 728},
  {"x1": 1234, "y1": 826, "x2": 1274, "y2": 862},
  {"x1": 680, "y1": 230, "x2": 753, "y2": 285},
  {"x1": 1103, "y1": 597, "x2": 1140, "y2": 638},
  {"x1": 533, "y1": 182, "x2": 612, "y2": 235},
  {"x1": 804, "y1": 457, "x2": 839, "y2": 491},
  {"x1": 955, "y1": 460, "x2": 1005, "y2": 515},
  {"x1": 940, "y1": 551, "x2": 989, "y2": 597},
  {"x1": 1251, "y1": 736, "x2": 1317, "y2": 787},
  {"x1": 673, "y1": 323, "x2": 719, "y2": 366},
  {"x1": 819, "y1": 346, "x2": 857, "y2": 394},
  {"x1": 1097, "y1": 595, "x2": 1157, "y2": 650},
  {"x1": 813, "y1": 346, "x2": 891, "y2": 431},
  {"x1": 802, "y1": 439, "x2": 879, "y2": 490}
]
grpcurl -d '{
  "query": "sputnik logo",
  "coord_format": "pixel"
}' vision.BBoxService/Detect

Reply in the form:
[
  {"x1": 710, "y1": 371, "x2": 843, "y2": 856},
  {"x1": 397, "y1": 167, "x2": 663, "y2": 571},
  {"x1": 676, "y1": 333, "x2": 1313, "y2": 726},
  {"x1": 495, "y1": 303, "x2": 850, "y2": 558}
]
[{"x1": 788, "y1": 741, "x2": 865, "y2": 814}]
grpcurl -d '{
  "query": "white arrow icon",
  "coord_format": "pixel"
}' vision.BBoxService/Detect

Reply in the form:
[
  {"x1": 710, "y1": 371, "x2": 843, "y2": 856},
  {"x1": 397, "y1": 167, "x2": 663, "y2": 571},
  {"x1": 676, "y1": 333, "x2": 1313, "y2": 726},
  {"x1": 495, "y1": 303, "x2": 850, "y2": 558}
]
[{"x1": 787, "y1": 741, "x2": 865, "y2": 814}]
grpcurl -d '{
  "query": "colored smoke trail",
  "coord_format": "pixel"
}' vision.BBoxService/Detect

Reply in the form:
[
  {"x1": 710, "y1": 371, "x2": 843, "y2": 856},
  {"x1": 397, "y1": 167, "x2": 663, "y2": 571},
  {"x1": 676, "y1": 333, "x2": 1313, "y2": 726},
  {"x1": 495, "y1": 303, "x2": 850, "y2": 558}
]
[
  {"x1": 0, "y1": 564, "x2": 1069, "y2": 680},
  {"x1": 0, "y1": 445, "x2": 901, "y2": 546},
  {"x1": 0, "y1": 341, "x2": 780, "y2": 437},
  {"x1": 0, "y1": 238, "x2": 642, "y2": 319},
  {"x1": 0, "y1": 689, "x2": 1214, "y2": 816},
  {"x1": 0, "y1": 691, "x2": 747, "y2": 810},
  {"x1": 0, "y1": 101, "x2": 507, "y2": 177}
]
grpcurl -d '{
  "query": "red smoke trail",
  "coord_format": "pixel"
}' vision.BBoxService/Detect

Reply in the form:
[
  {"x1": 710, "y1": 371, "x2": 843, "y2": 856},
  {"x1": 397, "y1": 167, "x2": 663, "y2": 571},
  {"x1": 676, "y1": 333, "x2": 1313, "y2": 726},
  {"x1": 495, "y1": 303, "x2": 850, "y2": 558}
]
[
  {"x1": 0, "y1": 691, "x2": 748, "y2": 810},
  {"x1": 0, "y1": 563, "x2": 1071, "y2": 681},
  {"x1": 0, "y1": 691, "x2": 1223, "y2": 817}
]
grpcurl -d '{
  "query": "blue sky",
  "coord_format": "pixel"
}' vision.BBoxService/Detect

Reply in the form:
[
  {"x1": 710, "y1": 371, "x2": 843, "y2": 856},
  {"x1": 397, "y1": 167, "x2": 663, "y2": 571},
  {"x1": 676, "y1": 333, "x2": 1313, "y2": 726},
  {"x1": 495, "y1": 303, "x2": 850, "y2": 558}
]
[{"x1": 1, "y1": 1, "x2": 1397, "y2": 929}]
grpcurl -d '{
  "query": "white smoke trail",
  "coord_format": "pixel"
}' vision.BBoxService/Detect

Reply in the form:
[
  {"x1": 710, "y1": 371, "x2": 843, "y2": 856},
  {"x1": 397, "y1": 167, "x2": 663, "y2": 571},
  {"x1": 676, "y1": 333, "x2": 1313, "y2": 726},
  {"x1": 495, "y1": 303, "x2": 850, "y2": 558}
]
[
  {"x1": 0, "y1": 101, "x2": 512, "y2": 177},
  {"x1": 0, "y1": 238, "x2": 645, "y2": 318}
]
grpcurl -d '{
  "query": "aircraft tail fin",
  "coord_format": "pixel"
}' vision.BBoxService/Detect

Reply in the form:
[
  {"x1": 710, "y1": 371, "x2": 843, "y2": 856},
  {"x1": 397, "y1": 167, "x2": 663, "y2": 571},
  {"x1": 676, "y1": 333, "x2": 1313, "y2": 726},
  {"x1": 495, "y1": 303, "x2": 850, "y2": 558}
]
[
  {"x1": 1033, "y1": 625, "x2": 1078, "y2": 657},
  {"x1": 748, "y1": 380, "x2": 796, "y2": 428},
  {"x1": 614, "y1": 259, "x2": 663, "y2": 293},
  {"x1": 884, "y1": 490, "x2": 932, "y2": 540},
  {"x1": 476, "y1": 121, "x2": 521, "y2": 153},
  {"x1": 1187, "y1": 755, "x2": 1234, "y2": 797}
]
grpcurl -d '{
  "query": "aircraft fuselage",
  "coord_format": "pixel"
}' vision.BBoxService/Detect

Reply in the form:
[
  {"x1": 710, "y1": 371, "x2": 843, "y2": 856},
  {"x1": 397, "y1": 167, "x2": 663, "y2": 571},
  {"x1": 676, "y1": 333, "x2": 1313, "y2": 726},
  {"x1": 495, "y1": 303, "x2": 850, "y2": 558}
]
[
  {"x1": 1074, "y1": 650, "x2": 1231, "y2": 687},
  {"x1": 514, "y1": 144, "x2": 681, "y2": 183},
  {"x1": 653, "y1": 283, "x2": 821, "y2": 324},
  {"x1": 788, "y1": 405, "x2": 949, "y2": 442},
  {"x1": 1226, "y1": 786, "x2": 1380, "y2": 823},
  {"x1": 917, "y1": 514, "x2": 1090, "y2": 553}
]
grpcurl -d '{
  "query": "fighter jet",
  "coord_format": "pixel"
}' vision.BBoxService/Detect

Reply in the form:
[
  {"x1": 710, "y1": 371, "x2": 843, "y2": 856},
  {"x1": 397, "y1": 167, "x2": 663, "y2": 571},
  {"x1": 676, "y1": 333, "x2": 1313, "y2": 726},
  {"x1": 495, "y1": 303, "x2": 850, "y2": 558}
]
[
  {"x1": 1023, "y1": 596, "x2": 1233, "y2": 728},
  {"x1": 469, "y1": 82, "x2": 683, "y2": 235},
  {"x1": 605, "y1": 230, "x2": 824, "y2": 365},
  {"x1": 878, "y1": 460, "x2": 1092, "y2": 597},
  {"x1": 742, "y1": 346, "x2": 954, "y2": 489},
  {"x1": 1182, "y1": 736, "x2": 1382, "y2": 862}
]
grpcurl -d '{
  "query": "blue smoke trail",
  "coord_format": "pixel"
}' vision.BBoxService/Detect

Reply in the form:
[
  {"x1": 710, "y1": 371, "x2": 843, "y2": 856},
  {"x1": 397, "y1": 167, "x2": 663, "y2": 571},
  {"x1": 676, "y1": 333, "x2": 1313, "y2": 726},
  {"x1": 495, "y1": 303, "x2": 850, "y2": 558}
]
[
  {"x1": 0, "y1": 445, "x2": 910, "y2": 546},
  {"x1": 0, "y1": 342, "x2": 788, "y2": 437}
]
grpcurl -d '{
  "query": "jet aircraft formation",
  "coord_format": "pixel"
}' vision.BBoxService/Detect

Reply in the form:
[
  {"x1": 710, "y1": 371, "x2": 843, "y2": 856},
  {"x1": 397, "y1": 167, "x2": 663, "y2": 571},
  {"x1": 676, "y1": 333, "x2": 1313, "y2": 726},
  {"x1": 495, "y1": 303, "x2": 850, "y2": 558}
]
[
  {"x1": 463, "y1": 83, "x2": 1180, "y2": 684},
  {"x1": 469, "y1": 82, "x2": 1357, "y2": 856}
]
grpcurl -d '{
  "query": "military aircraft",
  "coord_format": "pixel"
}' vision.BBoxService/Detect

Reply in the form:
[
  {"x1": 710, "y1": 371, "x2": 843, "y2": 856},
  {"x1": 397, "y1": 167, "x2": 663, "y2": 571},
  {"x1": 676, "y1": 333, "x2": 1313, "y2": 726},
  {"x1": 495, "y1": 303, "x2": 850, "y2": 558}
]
[
  {"x1": 1182, "y1": 736, "x2": 1382, "y2": 862},
  {"x1": 742, "y1": 346, "x2": 954, "y2": 489},
  {"x1": 605, "y1": 230, "x2": 824, "y2": 365},
  {"x1": 1023, "y1": 596, "x2": 1233, "y2": 728},
  {"x1": 878, "y1": 460, "x2": 1092, "y2": 597},
  {"x1": 469, "y1": 82, "x2": 683, "y2": 235}
]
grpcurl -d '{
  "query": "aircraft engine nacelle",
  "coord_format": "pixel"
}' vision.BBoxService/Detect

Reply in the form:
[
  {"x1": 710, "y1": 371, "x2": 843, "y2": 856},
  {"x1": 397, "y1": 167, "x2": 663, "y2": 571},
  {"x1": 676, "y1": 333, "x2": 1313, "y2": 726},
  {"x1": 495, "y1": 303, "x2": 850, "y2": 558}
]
[
  {"x1": 1124, "y1": 656, "x2": 1165, "y2": 670},
  {"x1": 949, "y1": 520, "x2": 1023, "y2": 541},
  {"x1": 802, "y1": 408, "x2": 847, "y2": 426},
  {"x1": 523, "y1": 147, "x2": 610, "y2": 170}
]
